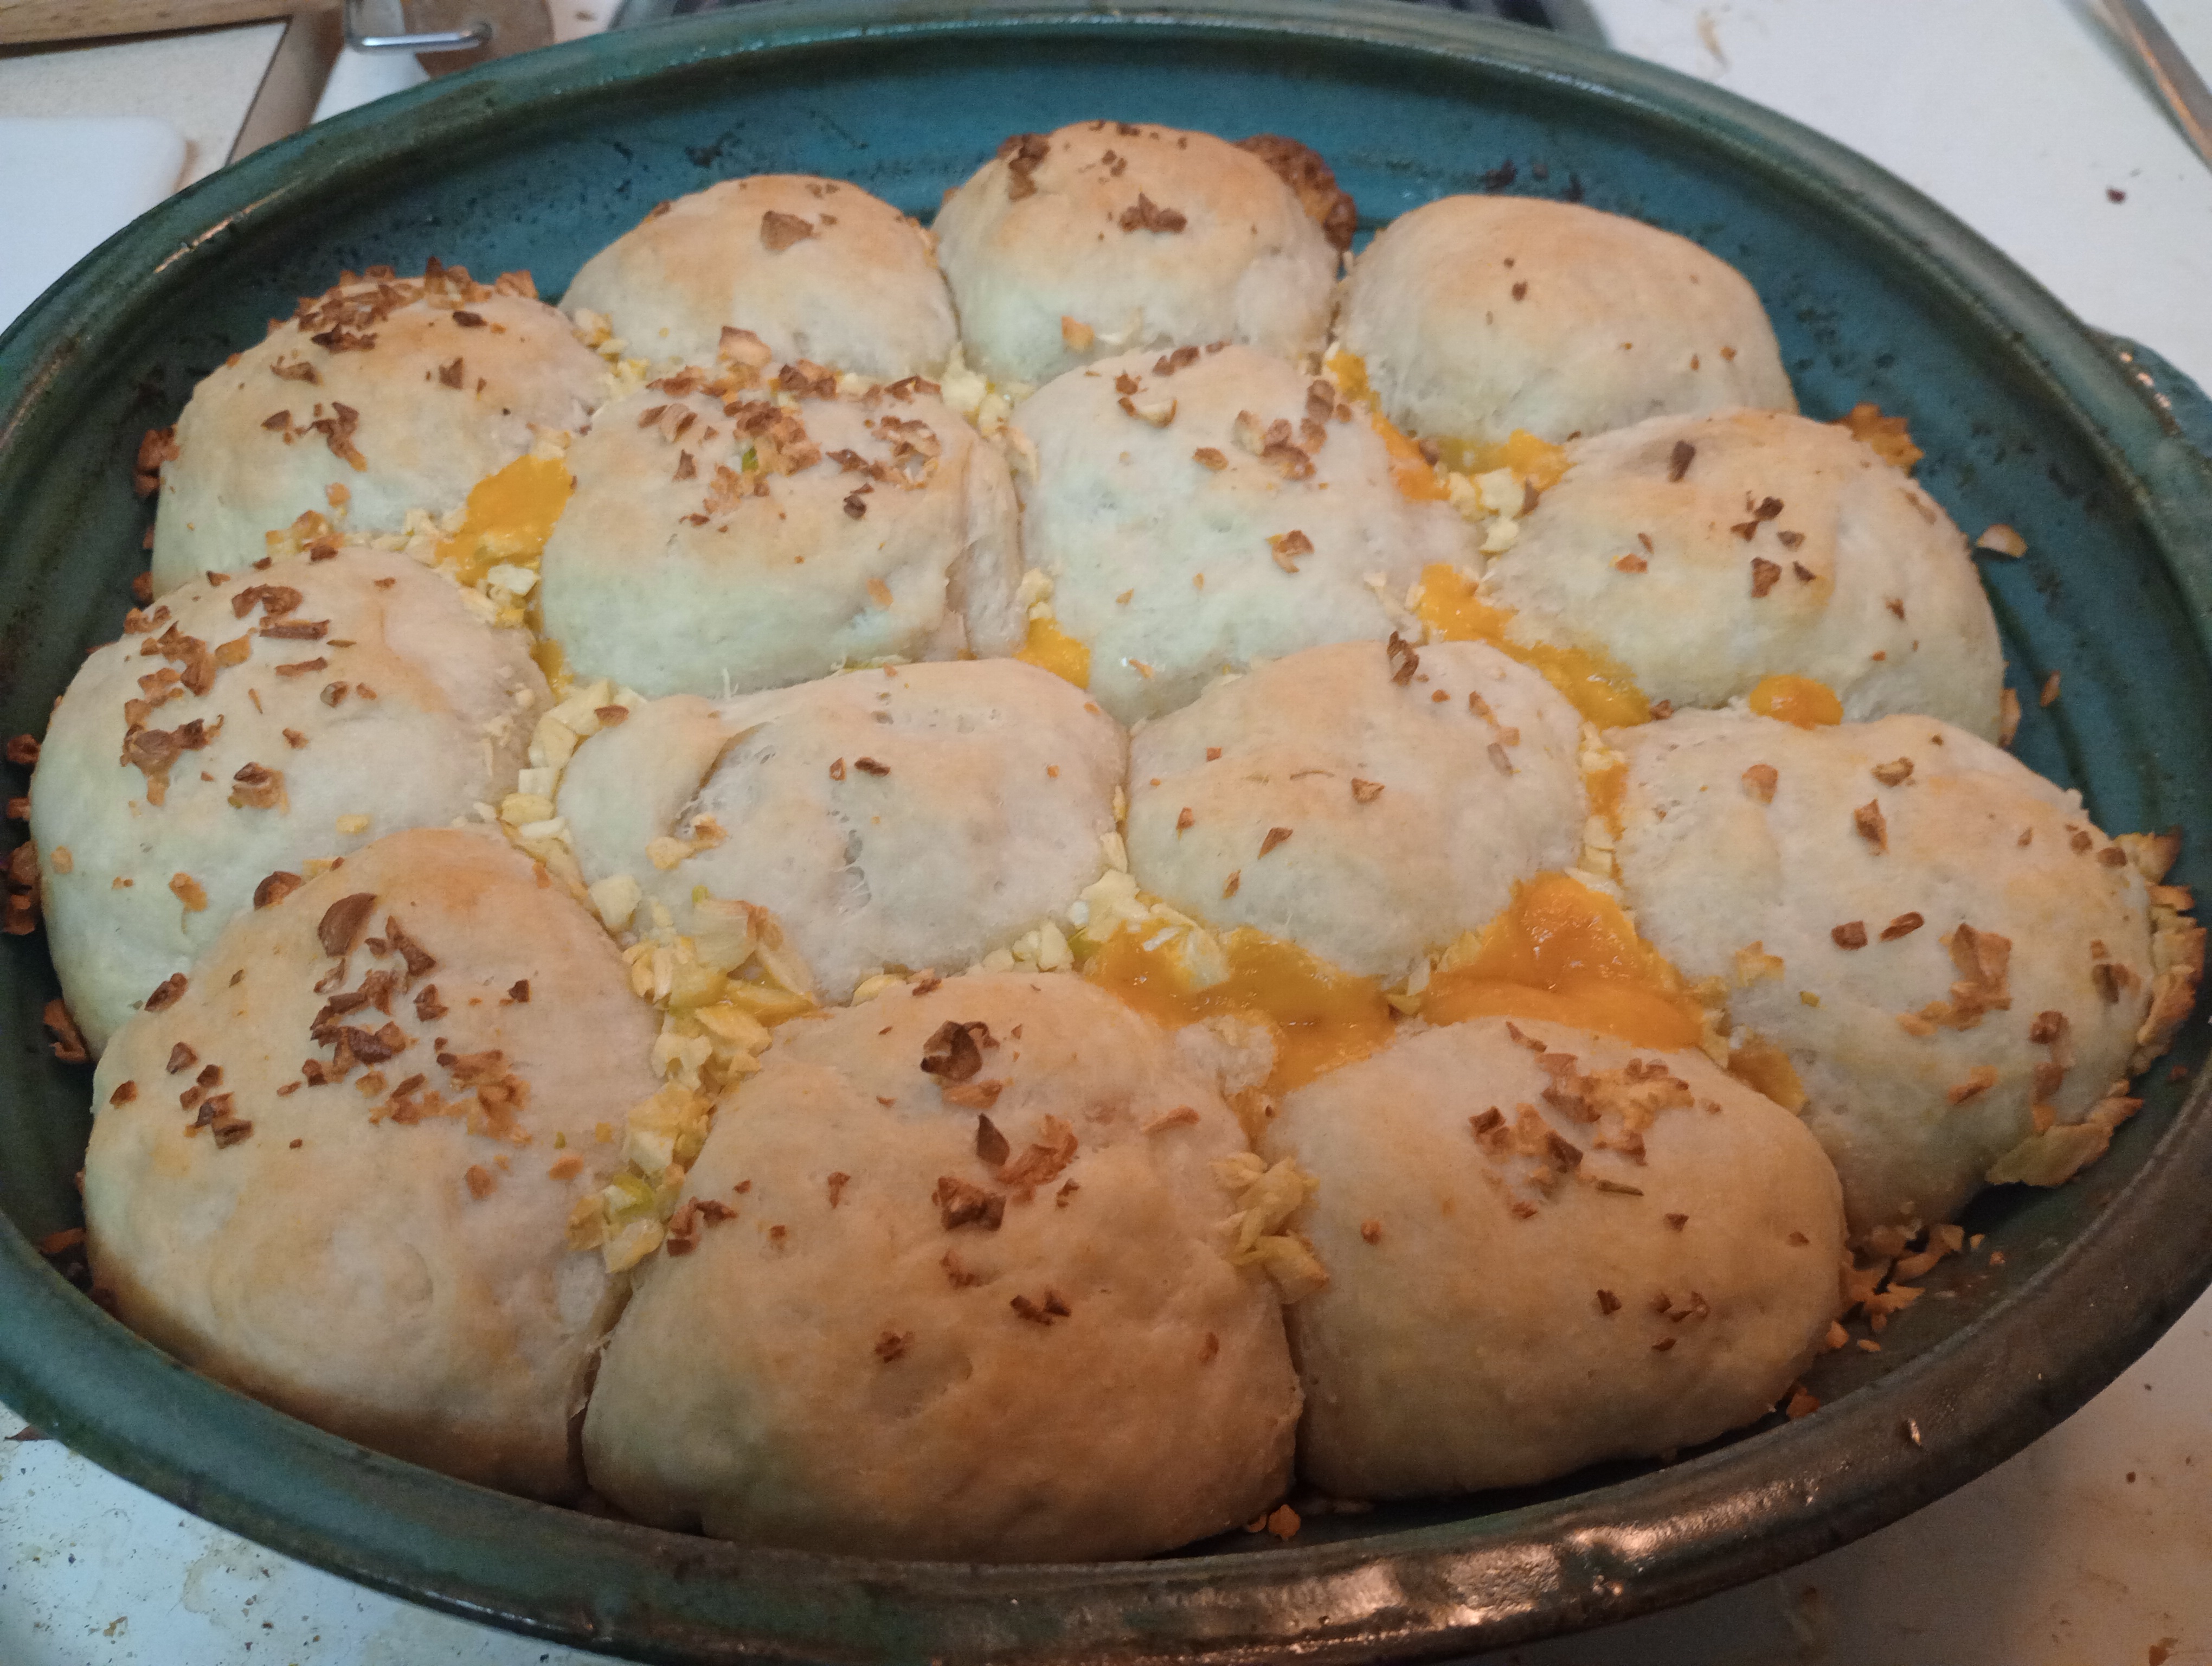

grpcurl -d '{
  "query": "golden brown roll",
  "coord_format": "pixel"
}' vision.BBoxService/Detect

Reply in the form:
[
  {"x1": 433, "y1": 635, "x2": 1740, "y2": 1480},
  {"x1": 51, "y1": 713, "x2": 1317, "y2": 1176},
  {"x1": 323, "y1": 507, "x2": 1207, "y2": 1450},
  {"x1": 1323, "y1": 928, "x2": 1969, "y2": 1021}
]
[
  {"x1": 582, "y1": 971, "x2": 1301, "y2": 1559},
  {"x1": 85, "y1": 828, "x2": 661, "y2": 1498}
]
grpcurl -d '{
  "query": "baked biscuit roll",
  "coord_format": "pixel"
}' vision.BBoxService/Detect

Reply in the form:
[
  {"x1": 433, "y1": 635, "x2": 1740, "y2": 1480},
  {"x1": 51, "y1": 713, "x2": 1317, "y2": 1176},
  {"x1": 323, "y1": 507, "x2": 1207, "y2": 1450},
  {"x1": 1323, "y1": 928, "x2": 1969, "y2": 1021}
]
[
  {"x1": 31, "y1": 548, "x2": 546, "y2": 1054},
  {"x1": 563, "y1": 175, "x2": 957, "y2": 380},
  {"x1": 1335, "y1": 195, "x2": 1794, "y2": 454},
  {"x1": 150, "y1": 265, "x2": 609, "y2": 593},
  {"x1": 1012, "y1": 343, "x2": 1472, "y2": 723},
  {"x1": 559, "y1": 661, "x2": 1124, "y2": 1004},
  {"x1": 935, "y1": 123, "x2": 1348, "y2": 387},
  {"x1": 1266, "y1": 1017, "x2": 1844, "y2": 1498},
  {"x1": 1126, "y1": 639, "x2": 1585, "y2": 979},
  {"x1": 581, "y1": 972, "x2": 1302, "y2": 1560},
  {"x1": 85, "y1": 828, "x2": 660, "y2": 1499},
  {"x1": 538, "y1": 370, "x2": 1021, "y2": 699},
  {"x1": 1482, "y1": 409, "x2": 2004, "y2": 738},
  {"x1": 1612, "y1": 709, "x2": 2200, "y2": 1240}
]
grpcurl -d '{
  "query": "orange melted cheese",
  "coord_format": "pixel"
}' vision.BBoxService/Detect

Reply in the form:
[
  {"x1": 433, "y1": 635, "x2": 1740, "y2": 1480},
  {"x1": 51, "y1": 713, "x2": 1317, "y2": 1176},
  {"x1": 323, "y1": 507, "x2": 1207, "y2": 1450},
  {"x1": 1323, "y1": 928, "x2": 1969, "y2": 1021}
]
[
  {"x1": 1423, "y1": 870, "x2": 1707, "y2": 1050},
  {"x1": 1434, "y1": 430, "x2": 1571, "y2": 490},
  {"x1": 1586, "y1": 756, "x2": 1629, "y2": 837},
  {"x1": 1727, "y1": 1033, "x2": 1808, "y2": 1111},
  {"x1": 436, "y1": 453, "x2": 572, "y2": 586},
  {"x1": 433, "y1": 454, "x2": 575, "y2": 691},
  {"x1": 1414, "y1": 563, "x2": 1651, "y2": 728},
  {"x1": 1324, "y1": 347, "x2": 1375, "y2": 405},
  {"x1": 1324, "y1": 350, "x2": 1568, "y2": 490},
  {"x1": 531, "y1": 635, "x2": 570, "y2": 694},
  {"x1": 1086, "y1": 925, "x2": 1396, "y2": 1094},
  {"x1": 1373, "y1": 413, "x2": 1451, "y2": 502},
  {"x1": 1748, "y1": 674, "x2": 1843, "y2": 728},
  {"x1": 1015, "y1": 617, "x2": 1091, "y2": 688}
]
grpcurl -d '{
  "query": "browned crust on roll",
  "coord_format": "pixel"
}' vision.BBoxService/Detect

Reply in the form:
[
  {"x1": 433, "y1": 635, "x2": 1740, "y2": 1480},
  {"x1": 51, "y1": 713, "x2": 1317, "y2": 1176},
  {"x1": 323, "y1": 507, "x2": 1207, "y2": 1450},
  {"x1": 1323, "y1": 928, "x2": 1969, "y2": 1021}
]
[
  {"x1": 1237, "y1": 134, "x2": 1357, "y2": 252},
  {"x1": 2122, "y1": 830, "x2": 2204, "y2": 1075}
]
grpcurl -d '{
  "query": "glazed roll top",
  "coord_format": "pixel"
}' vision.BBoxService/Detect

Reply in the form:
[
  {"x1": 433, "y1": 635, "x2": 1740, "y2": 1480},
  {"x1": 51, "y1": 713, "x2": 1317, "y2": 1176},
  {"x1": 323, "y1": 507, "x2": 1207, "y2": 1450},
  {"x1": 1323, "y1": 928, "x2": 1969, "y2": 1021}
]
[
  {"x1": 1012, "y1": 342, "x2": 1472, "y2": 722},
  {"x1": 1610, "y1": 709, "x2": 2198, "y2": 1240},
  {"x1": 581, "y1": 972, "x2": 1302, "y2": 1559},
  {"x1": 563, "y1": 175, "x2": 959, "y2": 380},
  {"x1": 32, "y1": 548, "x2": 547, "y2": 1053},
  {"x1": 1482, "y1": 408, "x2": 2004, "y2": 738},
  {"x1": 151, "y1": 265, "x2": 609, "y2": 593},
  {"x1": 538, "y1": 367, "x2": 1023, "y2": 699},
  {"x1": 85, "y1": 828, "x2": 662, "y2": 1499},
  {"x1": 558, "y1": 660, "x2": 1127, "y2": 1003},
  {"x1": 1126, "y1": 638, "x2": 1586, "y2": 980},
  {"x1": 1335, "y1": 194, "x2": 1794, "y2": 458},
  {"x1": 935, "y1": 122, "x2": 1347, "y2": 387}
]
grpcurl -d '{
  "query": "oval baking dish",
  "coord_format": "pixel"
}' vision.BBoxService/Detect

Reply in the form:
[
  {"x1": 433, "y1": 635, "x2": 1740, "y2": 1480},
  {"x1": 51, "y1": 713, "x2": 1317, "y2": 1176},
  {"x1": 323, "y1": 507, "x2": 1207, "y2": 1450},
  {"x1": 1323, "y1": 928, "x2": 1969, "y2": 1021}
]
[{"x1": 3, "y1": 2, "x2": 2211, "y2": 1658}]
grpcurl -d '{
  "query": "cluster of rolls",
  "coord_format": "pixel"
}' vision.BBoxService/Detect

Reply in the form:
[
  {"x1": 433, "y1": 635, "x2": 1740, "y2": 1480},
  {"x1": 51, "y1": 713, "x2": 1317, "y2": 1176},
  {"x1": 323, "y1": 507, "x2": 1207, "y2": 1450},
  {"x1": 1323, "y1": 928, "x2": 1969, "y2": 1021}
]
[{"x1": 20, "y1": 119, "x2": 2200, "y2": 1562}]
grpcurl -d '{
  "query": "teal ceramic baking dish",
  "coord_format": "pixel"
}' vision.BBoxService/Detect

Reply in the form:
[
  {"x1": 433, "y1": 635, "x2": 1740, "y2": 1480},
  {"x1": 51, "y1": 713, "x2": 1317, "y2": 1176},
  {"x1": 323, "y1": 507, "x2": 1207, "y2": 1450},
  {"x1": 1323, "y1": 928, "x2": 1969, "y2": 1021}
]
[{"x1": 4, "y1": 2, "x2": 2212, "y2": 1659}]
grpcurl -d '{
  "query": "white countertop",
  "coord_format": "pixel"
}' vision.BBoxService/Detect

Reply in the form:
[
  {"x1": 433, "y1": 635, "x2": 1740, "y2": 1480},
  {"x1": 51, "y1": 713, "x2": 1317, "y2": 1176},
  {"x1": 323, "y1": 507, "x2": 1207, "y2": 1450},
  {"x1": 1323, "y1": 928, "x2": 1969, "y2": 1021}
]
[
  {"x1": 1597, "y1": 0, "x2": 2212, "y2": 393},
  {"x1": 4, "y1": 3, "x2": 2210, "y2": 1663}
]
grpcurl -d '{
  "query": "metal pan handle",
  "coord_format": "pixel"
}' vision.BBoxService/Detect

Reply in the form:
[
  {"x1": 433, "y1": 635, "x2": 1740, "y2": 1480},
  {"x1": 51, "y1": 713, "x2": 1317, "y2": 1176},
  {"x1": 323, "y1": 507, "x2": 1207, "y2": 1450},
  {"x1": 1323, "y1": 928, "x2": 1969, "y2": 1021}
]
[{"x1": 343, "y1": 0, "x2": 490, "y2": 52}]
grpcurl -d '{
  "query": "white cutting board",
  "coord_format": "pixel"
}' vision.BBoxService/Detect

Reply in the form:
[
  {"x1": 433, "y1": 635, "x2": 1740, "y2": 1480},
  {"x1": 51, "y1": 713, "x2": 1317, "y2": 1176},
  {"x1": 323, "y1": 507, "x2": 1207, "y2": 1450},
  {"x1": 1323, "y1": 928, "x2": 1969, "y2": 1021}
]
[{"x1": 0, "y1": 116, "x2": 187, "y2": 335}]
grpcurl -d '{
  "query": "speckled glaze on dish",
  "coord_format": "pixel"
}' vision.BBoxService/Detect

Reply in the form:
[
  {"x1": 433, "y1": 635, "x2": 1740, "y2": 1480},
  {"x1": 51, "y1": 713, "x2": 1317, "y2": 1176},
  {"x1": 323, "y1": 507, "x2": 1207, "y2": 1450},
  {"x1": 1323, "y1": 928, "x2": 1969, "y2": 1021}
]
[{"x1": 3, "y1": 2, "x2": 2211, "y2": 1659}]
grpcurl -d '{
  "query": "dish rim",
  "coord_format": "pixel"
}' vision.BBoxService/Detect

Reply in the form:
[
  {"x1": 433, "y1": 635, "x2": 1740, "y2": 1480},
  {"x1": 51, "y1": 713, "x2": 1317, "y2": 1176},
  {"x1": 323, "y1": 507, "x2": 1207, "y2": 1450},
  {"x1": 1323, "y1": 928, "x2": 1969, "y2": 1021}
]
[{"x1": 2, "y1": 1, "x2": 2211, "y2": 1661}]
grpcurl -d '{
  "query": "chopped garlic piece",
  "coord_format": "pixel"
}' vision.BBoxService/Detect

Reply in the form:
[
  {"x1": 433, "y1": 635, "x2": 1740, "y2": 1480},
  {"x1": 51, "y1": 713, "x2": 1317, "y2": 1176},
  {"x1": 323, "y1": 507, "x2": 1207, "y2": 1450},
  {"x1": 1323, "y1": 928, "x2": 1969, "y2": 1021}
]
[
  {"x1": 646, "y1": 835, "x2": 696, "y2": 872},
  {"x1": 501, "y1": 792, "x2": 556, "y2": 825},
  {"x1": 589, "y1": 873, "x2": 641, "y2": 931},
  {"x1": 1015, "y1": 567, "x2": 1055, "y2": 610},
  {"x1": 692, "y1": 1002, "x2": 773, "y2": 1052},
  {"x1": 530, "y1": 714, "x2": 579, "y2": 771},
  {"x1": 1032, "y1": 919, "x2": 1073, "y2": 972},
  {"x1": 622, "y1": 1084, "x2": 712, "y2": 1177},
  {"x1": 1473, "y1": 467, "x2": 1522, "y2": 516},
  {"x1": 1213, "y1": 1152, "x2": 1328, "y2": 1301},
  {"x1": 454, "y1": 586, "x2": 501, "y2": 624},
  {"x1": 936, "y1": 343, "x2": 991, "y2": 420},
  {"x1": 1216, "y1": 1152, "x2": 1318, "y2": 1240},
  {"x1": 602, "y1": 1217, "x2": 665, "y2": 1273}
]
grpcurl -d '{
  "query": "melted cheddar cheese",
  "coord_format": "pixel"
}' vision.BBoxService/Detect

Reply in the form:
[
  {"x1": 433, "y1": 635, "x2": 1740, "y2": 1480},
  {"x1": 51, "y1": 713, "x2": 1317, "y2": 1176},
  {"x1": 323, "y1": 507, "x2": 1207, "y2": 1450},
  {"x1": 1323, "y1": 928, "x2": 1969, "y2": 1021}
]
[
  {"x1": 1086, "y1": 925, "x2": 1396, "y2": 1094},
  {"x1": 1748, "y1": 674, "x2": 1843, "y2": 728},
  {"x1": 1727, "y1": 1033, "x2": 1808, "y2": 1111},
  {"x1": 1325, "y1": 349, "x2": 1568, "y2": 489},
  {"x1": 1424, "y1": 870, "x2": 1707, "y2": 1050},
  {"x1": 1016, "y1": 617, "x2": 1091, "y2": 688},
  {"x1": 1373, "y1": 413, "x2": 1451, "y2": 502},
  {"x1": 1414, "y1": 563, "x2": 1651, "y2": 728},
  {"x1": 1433, "y1": 429, "x2": 1571, "y2": 490},
  {"x1": 436, "y1": 453, "x2": 571, "y2": 587}
]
